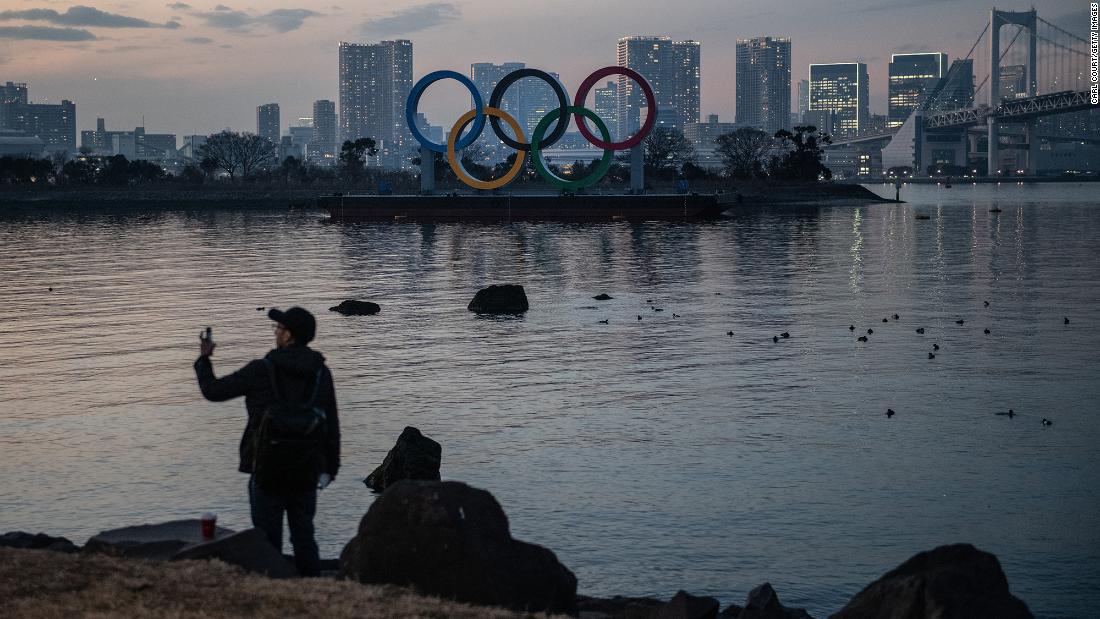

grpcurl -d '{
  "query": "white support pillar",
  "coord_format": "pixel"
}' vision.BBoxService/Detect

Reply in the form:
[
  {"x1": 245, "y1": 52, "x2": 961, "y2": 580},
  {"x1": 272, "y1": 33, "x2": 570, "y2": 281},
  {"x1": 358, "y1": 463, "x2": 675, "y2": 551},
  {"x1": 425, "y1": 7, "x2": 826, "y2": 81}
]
[
  {"x1": 987, "y1": 116, "x2": 999, "y2": 177},
  {"x1": 1024, "y1": 121, "x2": 1038, "y2": 176}
]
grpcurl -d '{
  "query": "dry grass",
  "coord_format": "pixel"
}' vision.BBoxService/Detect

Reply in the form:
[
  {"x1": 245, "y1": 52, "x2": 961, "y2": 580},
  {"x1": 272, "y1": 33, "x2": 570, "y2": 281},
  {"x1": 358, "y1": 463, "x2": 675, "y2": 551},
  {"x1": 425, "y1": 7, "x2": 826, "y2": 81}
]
[{"x1": 0, "y1": 548, "x2": 561, "y2": 618}]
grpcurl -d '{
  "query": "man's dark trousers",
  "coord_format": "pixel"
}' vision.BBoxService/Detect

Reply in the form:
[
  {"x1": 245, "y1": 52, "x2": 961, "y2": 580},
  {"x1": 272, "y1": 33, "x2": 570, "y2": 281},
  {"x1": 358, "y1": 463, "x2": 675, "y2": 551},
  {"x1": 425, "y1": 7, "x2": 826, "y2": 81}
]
[{"x1": 248, "y1": 476, "x2": 321, "y2": 576}]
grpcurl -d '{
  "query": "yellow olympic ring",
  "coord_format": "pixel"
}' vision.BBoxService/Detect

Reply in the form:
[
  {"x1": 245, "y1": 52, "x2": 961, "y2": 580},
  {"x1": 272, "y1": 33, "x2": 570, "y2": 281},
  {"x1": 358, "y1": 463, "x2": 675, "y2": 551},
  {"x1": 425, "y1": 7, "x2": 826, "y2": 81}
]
[{"x1": 446, "y1": 106, "x2": 527, "y2": 191}]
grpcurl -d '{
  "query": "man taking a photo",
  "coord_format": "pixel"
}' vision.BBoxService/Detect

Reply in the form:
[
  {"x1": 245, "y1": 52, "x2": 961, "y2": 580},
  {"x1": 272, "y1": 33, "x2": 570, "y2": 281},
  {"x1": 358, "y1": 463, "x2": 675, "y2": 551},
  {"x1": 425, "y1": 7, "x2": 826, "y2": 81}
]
[{"x1": 194, "y1": 307, "x2": 340, "y2": 576}]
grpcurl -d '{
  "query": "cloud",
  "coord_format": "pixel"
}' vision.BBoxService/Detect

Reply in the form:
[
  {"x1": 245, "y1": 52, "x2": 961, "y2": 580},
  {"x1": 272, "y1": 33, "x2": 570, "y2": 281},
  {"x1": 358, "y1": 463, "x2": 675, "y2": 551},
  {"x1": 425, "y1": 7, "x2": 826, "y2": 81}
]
[
  {"x1": 0, "y1": 25, "x2": 96, "y2": 40},
  {"x1": 0, "y1": 5, "x2": 179, "y2": 29},
  {"x1": 184, "y1": 36, "x2": 212, "y2": 44},
  {"x1": 893, "y1": 43, "x2": 933, "y2": 53},
  {"x1": 192, "y1": 6, "x2": 319, "y2": 32},
  {"x1": 167, "y1": 2, "x2": 192, "y2": 9},
  {"x1": 359, "y1": 2, "x2": 459, "y2": 37}
]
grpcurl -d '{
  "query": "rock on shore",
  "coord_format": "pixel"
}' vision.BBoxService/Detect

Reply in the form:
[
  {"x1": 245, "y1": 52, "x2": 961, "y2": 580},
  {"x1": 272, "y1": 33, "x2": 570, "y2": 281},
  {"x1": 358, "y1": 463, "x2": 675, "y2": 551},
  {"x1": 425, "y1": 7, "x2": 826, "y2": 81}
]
[
  {"x1": 0, "y1": 531, "x2": 79, "y2": 553},
  {"x1": 829, "y1": 543, "x2": 1033, "y2": 619},
  {"x1": 364, "y1": 426, "x2": 442, "y2": 492},
  {"x1": 340, "y1": 480, "x2": 577, "y2": 615}
]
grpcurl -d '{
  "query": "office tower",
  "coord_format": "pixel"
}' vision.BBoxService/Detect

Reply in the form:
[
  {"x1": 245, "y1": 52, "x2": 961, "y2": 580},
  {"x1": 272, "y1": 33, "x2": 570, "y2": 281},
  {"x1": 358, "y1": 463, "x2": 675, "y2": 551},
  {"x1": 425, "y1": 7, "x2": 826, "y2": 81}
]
[
  {"x1": 888, "y1": 52, "x2": 948, "y2": 128},
  {"x1": 594, "y1": 81, "x2": 618, "y2": 139},
  {"x1": 257, "y1": 103, "x2": 280, "y2": 143},
  {"x1": 1, "y1": 82, "x2": 74, "y2": 151},
  {"x1": 999, "y1": 64, "x2": 1027, "y2": 100},
  {"x1": 311, "y1": 99, "x2": 337, "y2": 158},
  {"x1": 79, "y1": 119, "x2": 174, "y2": 159},
  {"x1": 925, "y1": 59, "x2": 974, "y2": 112},
  {"x1": 683, "y1": 114, "x2": 739, "y2": 169},
  {"x1": 339, "y1": 39, "x2": 413, "y2": 149},
  {"x1": 735, "y1": 36, "x2": 792, "y2": 135},
  {"x1": 808, "y1": 62, "x2": 868, "y2": 135},
  {"x1": 616, "y1": 36, "x2": 701, "y2": 137},
  {"x1": 797, "y1": 79, "x2": 809, "y2": 118}
]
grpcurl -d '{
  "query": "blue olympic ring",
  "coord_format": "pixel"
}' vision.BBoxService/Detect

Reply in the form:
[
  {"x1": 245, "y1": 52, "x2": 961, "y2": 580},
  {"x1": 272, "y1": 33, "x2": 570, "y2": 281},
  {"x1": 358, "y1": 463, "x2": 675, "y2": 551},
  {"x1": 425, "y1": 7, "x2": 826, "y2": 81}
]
[{"x1": 406, "y1": 70, "x2": 485, "y2": 153}]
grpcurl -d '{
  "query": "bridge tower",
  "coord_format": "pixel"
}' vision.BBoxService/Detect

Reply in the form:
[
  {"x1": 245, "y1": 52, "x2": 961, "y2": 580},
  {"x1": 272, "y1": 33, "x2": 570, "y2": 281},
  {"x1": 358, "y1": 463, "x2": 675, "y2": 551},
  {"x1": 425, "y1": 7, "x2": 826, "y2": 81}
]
[{"x1": 988, "y1": 8, "x2": 1038, "y2": 175}]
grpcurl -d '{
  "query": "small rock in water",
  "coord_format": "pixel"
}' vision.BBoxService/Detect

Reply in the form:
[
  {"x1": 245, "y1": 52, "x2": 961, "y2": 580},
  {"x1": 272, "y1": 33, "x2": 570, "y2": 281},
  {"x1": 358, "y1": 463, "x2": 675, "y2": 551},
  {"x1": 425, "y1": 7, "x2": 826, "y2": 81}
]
[
  {"x1": 592, "y1": 293, "x2": 613, "y2": 301},
  {"x1": 984, "y1": 300, "x2": 990, "y2": 307},
  {"x1": 637, "y1": 315, "x2": 642, "y2": 321},
  {"x1": 893, "y1": 313, "x2": 900, "y2": 320},
  {"x1": 727, "y1": 330, "x2": 734, "y2": 336},
  {"x1": 48, "y1": 287, "x2": 53, "y2": 292},
  {"x1": 653, "y1": 308, "x2": 664, "y2": 312},
  {"x1": 1042, "y1": 418, "x2": 1053, "y2": 426},
  {"x1": 256, "y1": 307, "x2": 265, "y2": 311},
  {"x1": 882, "y1": 318, "x2": 889, "y2": 323},
  {"x1": 331, "y1": 299, "x2": 381, "y2": 316},
  {"x1": 956, "y1": 319, "x2": 965, "y2": 325},
  {"x1": 984, "y1": 328, "x2": 991, "y2": 334},
  {"x1": 1064, "y1": 317, "x2": 1070, "y2": 325},
  {"x1": 773, "y1": 335, "x2": 779, "y2": 343}
]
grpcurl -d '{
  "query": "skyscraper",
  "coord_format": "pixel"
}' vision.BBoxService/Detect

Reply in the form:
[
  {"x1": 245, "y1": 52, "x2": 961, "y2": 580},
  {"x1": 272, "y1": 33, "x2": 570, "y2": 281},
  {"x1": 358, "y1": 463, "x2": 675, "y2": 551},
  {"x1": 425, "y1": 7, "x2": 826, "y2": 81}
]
[
  {"x1": 888, "y1": 52, "x2": 948, "y2": 128},
  {"x1": 999, "y1": 65, "x2": 1027, "y2": 101},
  {"x1": 735, "y1": 36, "x2": 792, "y2": 135},
  {"x1": 809, "y1": 63, "x2": 868, "y2": 135},
  {"x1": 257, "y1": 103, "x2": 280, "y2": 143},
  {"x1": 925, "y1": 59, "x2": 974, "y2": 112},
  {"x1": 311, "y1": 99, "x2": 337, "y2": 159},
  {"x1": 672, "y1": 40, "x2": 701, "y2": 128},
  {"x1": 339, "y1": 39, "x2": 413, "y2": 150},
  {"x1": 616, "y1": 36, "x2": 701, "y2": 138},
  {"x1": 471, "y1": 62, "x2": 526, "y2": 140}
]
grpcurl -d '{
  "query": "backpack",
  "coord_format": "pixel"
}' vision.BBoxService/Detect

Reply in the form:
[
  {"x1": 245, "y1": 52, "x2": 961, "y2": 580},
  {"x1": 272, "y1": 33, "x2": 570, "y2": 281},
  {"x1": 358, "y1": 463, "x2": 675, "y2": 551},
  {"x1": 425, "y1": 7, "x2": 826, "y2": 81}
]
[{"x1": 252, "y1": 359, "x2": 327, "y2": 491}]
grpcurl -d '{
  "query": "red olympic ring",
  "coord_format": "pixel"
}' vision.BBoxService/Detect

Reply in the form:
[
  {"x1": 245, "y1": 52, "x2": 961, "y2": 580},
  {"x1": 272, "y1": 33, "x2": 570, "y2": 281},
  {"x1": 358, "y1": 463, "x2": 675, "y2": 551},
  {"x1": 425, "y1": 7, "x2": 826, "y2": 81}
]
[{"x1": 572, "y1": 66, "x2": 656, "y2": 150}]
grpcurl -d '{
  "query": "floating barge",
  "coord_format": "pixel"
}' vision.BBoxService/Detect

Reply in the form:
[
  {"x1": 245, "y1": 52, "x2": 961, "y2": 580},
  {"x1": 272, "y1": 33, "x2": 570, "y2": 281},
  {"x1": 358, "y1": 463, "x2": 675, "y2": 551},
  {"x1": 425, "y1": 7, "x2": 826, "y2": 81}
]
[{"x1": 319, "y1": 192, "x2": 724, "y2": 222}]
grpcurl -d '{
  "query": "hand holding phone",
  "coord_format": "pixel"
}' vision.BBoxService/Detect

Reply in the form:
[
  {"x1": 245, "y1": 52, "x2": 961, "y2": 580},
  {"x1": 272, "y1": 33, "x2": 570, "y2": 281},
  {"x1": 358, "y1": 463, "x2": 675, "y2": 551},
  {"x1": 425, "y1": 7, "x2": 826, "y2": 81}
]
[{"x1": 199, "y1": 327, "x2": 216, "y2": 357}]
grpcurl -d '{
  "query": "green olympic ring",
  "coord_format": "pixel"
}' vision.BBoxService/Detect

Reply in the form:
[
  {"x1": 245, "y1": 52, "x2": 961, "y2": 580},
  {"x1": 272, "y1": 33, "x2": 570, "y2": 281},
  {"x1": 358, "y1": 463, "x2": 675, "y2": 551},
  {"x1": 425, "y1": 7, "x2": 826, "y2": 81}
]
[{"x1": 530, "y1": 106, "x2": 614, "y2": 191}]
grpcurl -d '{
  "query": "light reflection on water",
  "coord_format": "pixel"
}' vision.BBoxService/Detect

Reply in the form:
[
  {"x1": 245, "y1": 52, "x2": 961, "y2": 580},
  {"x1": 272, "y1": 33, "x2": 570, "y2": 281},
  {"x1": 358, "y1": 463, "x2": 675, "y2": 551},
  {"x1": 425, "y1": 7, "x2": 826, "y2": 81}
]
[{"x1": 1, "y1": 183, "x2": 1098, "y2": 618}]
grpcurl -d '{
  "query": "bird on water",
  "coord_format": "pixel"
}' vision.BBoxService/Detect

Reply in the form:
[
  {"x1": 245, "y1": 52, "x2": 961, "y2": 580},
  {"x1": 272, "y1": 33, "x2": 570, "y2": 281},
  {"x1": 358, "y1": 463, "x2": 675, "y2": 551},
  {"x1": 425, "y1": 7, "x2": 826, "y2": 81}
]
[
  {"x1": 1042, "y1": 418, "x2": 1053, "y2": 426},
  {"x1": 858, "y1": 336, "x2": 868, "y2": 342},
  {"x1": 916, "y1": 327, "x2": 925, "y2": 334},
  {"x1": 933, "y1": 344, "x2": 940, "y2": 350},
  {"x1": 956, "y1": 319, "x2": 965, "y2": 325},
  {"x1": 995, "y1": 409, "x2": 1016, "y2": 418},
  {"x1": 867, "y1": 328, "x2": 874, "y2": 334},
  {"x1": 928, "y1": 352, "x2": 936, "y2": 359},
  {"x1": 886, "y1": 408, "x2": 895, "y2": 418},
  {"x1": 849, "y1": 325, "x2": 855, "y2": 331},
  {"x1": 893, "y1": 313, "x2": 900, "y2": 320},
  {"x1": 773, "y1": 335, "x2": 779, "y2": 343},
  {"x1": 780, "y1": 332, "x2": 790, "y2": 339}
]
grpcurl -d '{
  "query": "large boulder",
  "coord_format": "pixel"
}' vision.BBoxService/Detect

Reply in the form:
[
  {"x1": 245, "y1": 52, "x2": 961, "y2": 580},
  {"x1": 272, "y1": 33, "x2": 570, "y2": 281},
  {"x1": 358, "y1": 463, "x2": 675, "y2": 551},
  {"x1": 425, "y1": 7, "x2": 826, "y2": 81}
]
[
  {"x1": 656, "y1": 590, "x2": 721, "y2": 619},
  {"x1": 0, "y1": 531, "x2": 79, "y2": 553},
  {"x1": 829, "y1": 544, "x2": 1032, "y2": 619},
  {"x1": 468, "y1": 284, "x2": 529, "y2": 314},
  {"x1": 84, "y1": 520, "x2": 235, "y2": 560},
  {"x1": 172, "y1": 528, "x2": 297, "y2": 579},
  {"x1": 737, "y1": 583, "x2": 813, "y2": 619},
  {"x1": 330, "y1": 299, "x2": 381, "y2": 315},
  {"x1": 363, "y1": 426, "x2": 442, "y2": 492},
  {"x1": 340, "y1": 480, "x2": 576, "y2": 615},
  {"x1": 576, "y1": 594, "x2": 665, "y2": 618}
]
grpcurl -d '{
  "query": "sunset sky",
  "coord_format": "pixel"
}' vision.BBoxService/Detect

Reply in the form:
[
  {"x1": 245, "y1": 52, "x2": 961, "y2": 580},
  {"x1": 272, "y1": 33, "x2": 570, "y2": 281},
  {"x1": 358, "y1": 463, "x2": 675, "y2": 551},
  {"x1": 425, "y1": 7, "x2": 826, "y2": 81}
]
[{"x1": 0, "y1": 0, "x2": 1083, "y2": 139}]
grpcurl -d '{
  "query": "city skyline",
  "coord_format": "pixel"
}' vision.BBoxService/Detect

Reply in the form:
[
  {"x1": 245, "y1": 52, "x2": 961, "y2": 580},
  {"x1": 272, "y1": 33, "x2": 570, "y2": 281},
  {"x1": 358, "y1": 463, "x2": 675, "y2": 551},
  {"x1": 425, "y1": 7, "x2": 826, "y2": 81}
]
[{"x1": 0, "y1": 0, "x2": 1084, "y2": 140}]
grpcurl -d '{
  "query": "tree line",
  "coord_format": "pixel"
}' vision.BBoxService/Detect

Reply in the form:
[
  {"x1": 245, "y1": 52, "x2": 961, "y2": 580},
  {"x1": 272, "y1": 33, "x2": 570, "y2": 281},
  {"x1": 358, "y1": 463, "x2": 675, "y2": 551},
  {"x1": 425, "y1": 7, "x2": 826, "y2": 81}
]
[{"x1": 0, "y1": 125, "x2": 833, "y2": 188}]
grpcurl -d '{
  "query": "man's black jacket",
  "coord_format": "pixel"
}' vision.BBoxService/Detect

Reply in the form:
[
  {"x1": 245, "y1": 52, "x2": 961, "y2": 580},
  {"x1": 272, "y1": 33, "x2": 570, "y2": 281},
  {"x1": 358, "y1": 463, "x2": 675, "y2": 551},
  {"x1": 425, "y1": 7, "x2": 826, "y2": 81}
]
[{"x1": 194, "y1": 344, "x2": 340, "y2": 479}]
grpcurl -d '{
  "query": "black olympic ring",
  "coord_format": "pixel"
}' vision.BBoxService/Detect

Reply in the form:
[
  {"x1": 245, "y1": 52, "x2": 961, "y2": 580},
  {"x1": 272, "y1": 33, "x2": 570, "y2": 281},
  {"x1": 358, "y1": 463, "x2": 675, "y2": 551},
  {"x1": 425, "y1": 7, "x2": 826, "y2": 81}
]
[{"x1": 488, "y1": 68, "x2": 570, "y2": 152}]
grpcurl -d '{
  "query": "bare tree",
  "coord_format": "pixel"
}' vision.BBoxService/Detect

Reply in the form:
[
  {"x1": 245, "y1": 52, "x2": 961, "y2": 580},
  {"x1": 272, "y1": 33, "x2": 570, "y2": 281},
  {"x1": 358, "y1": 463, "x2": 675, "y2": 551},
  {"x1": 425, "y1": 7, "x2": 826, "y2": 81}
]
[
  {"x1": 643, "y1": 127, "x2": 696, "y2": 172},
  {"x1": 714, "y1": 127, "x2": 773, "y2": 179},
  {"x1": 198, "y1": 131, "x2": 277, "y2": 181}
]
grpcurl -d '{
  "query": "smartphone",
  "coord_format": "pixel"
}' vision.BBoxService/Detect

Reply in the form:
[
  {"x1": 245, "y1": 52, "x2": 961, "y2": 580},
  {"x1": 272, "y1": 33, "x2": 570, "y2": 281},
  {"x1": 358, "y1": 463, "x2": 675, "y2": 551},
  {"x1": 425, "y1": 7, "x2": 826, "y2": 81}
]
[{"x1": 200, "y1": 327, "x2": 213, "y2": 343}]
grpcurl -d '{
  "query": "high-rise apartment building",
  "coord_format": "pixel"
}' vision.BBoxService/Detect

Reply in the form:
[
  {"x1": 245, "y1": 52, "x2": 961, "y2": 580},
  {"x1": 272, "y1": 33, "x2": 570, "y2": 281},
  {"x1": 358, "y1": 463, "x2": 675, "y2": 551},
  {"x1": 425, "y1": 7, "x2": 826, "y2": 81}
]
[
  {"x1": 616, "y1": 36, "x2": 701, "y2": 138},
  {"x1": 339, "y1": 39, "x2": 413, "y2": 150},
  {"x1": 808, "y1": 62, "x2": 868, "y2": 135},
  {"x1": 311, "y1": 99, "x2": 337, "y2": 158},
  {"x1": 470, "y1": 62, "x2": 526, "y2": 141},
  {"x1": 257, "y1": 103, "x2": 280, "y2": 143},
  {"x1": 594, "y1": 81, "x2": 618, "y2": 138},
  {"x1": 735, "y1": 36, "x2": 792, "y2": 135},
  {"x1": 887, "y1": 52, "x2": 948, "y2": 128}
]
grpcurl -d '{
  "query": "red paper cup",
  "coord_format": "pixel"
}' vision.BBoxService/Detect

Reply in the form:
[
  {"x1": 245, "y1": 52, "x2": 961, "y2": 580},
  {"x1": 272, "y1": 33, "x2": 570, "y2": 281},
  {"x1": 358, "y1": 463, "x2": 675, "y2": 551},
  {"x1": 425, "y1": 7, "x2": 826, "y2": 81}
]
[{"x1": 200, "y1": 512, "x2": 217, "y2": 539}]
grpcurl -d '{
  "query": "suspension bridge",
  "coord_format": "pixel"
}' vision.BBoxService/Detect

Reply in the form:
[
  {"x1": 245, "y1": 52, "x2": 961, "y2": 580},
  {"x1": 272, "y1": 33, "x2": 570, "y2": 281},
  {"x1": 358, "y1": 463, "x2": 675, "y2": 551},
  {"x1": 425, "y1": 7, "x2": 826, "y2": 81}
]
[{"x1": 832, "y1": 7, "x2": 1097, "y2": 177}]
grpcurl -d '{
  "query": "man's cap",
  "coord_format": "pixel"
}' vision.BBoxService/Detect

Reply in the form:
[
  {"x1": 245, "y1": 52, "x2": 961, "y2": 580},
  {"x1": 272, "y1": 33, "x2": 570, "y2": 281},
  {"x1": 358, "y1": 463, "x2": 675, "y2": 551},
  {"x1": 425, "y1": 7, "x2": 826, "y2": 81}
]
[{"x1": 268, "y1": 307, "x2": 316, "y2": 345}]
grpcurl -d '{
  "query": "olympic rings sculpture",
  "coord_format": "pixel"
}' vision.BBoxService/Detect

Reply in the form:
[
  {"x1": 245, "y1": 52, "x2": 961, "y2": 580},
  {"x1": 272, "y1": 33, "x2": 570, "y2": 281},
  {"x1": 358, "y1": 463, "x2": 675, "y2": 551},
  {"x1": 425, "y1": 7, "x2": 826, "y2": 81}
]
[{"x1": 405, "y1": 66, "x2": 656, "y2": 190}]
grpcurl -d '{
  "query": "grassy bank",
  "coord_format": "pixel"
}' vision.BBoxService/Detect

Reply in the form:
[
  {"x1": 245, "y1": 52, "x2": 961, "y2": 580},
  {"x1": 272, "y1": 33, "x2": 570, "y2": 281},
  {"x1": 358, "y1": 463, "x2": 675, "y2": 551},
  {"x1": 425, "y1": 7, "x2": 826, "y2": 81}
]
[{"x1": 0, "y1": 548, "x2": 554, "y2": 618}]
